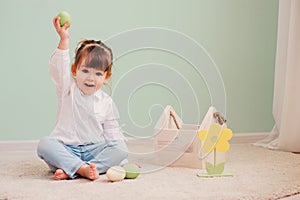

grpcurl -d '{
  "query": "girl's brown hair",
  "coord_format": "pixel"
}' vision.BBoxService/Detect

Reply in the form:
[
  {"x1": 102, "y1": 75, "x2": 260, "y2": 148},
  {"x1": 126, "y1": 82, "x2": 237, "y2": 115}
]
[{"x1": 71, "y1": 39, "x2": 113, "y2": 78}]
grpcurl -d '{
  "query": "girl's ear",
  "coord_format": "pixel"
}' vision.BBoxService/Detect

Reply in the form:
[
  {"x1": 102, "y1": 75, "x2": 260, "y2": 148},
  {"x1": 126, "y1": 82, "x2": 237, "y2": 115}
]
[
  {"x1": 71, "y1": 64, "x2": 77, "y2": 77},
  {"x1": 104, "y1": 72, "x2": 112, "y2": 83}
]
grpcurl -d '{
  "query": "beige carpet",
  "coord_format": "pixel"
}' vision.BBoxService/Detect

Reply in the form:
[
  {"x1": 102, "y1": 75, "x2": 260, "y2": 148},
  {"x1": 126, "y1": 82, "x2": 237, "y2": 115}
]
[{"x1": 0, "y1": 144, "x2": 300, "y2": 200}]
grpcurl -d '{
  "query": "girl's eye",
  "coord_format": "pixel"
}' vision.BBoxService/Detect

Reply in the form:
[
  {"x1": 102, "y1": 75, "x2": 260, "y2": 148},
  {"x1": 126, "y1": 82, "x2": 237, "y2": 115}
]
[
  {"x1": 96, "y1": 72, "x2": 103, "y2": 76},
  {"x1": 82, "y1": 69, "x2": 89, "y2": 73}
]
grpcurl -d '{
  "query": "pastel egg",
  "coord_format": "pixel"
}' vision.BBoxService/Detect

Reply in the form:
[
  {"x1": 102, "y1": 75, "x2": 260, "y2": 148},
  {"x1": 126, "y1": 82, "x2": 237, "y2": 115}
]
[
  {"x1": 57, "y1": 11, "x2": 71, "y2": 27},
  {"x1": 106, "y1": 166, "x2": 126, "y2": 182},
  {"x1": 123, "y1": 164, "x2": 140, "y2": 179}
]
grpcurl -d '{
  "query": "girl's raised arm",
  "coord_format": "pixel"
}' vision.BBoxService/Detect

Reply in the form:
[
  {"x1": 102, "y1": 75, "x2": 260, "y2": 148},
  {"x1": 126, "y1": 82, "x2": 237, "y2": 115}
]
[{"x1": 53, "y1": 17, "x2": 70, "y2": 50}]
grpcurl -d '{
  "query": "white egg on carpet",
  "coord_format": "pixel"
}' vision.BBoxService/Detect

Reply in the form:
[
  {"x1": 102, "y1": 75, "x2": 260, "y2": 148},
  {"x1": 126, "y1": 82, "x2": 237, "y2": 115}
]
[{"x1": 106, "y1": 166, "x2": 126, "y2": 182}]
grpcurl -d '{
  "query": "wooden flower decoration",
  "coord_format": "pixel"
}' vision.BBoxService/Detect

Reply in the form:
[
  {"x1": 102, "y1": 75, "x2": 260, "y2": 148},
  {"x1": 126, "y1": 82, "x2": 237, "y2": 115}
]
[
  {"x1": 198, "y1": 123, "x2": 232, "y2": 153},
  {"x1": 197, "y1": 123, "x2": 233, "y2": 176}
]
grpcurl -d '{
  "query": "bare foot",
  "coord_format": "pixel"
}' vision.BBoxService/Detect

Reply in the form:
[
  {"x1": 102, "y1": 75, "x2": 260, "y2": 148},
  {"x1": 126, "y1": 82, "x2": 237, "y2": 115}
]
[
  {"x1": 54, "y1": 169, "x2": 69, "y2": 180},
  {"x1": 77, "y1": 164, "x2": 99, "y2": 180}
]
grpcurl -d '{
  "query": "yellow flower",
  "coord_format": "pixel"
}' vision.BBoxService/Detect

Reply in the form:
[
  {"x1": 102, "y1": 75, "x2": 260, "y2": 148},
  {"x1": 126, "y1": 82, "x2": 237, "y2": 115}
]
[{"x1": 198, "y1": 123, "x2": 232, "y2": 153}]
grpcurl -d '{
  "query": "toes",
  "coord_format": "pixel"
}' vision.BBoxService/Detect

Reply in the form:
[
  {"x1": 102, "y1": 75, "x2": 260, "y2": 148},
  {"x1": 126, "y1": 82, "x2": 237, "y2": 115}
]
[
  {"x1": 89, "y1": 164, "x2": 99, "y2": 180},
  {"x1": 90, "y1": 163, "x2": 97, "y2": 170},
  {"x1": 54, "y1": 169, "x2": 68, "y2": 180}
]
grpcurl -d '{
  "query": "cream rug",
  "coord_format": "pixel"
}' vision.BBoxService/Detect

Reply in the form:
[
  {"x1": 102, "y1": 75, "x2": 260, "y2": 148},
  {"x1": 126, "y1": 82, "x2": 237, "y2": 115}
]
[{"x1": 0, "y1": 144, "x2": 300, "y2": 200}]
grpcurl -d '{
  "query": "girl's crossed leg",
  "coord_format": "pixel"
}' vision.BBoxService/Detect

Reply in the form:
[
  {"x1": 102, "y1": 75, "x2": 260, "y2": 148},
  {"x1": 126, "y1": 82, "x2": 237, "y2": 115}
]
[{"x1": 37, "y1": 137, "x2": 128, "y2": 180}]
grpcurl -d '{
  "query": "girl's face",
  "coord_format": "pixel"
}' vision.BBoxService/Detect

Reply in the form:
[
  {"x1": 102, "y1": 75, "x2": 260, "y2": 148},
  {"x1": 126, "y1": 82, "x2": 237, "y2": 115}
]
[{"x1": 75, "y1": 65, "x2": 109, "y2": 95}]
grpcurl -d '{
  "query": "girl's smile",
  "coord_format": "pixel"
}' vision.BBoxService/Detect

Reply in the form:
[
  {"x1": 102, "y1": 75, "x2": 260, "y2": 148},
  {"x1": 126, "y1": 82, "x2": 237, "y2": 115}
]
[
  {"x1": 84, "y1": 83, "x2": 95, "y2": 87},
  {"x1": 75, "y1": 66, "x2": 108, "y2": 95}
]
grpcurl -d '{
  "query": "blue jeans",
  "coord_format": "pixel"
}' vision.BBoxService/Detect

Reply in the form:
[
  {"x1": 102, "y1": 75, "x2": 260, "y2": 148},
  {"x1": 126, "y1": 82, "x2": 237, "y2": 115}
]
[{"x1": 37, "y1": 137, "x2": 128, "y2": 179}]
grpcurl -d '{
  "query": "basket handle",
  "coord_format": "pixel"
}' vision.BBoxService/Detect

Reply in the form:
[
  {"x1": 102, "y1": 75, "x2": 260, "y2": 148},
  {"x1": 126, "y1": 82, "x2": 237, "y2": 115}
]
[
  {"x1": 170, "y1": 111, "x2": 180, "y2": 130},
  {"x1": 213, "y1": 112, "x2": 227, "y2": 125}
]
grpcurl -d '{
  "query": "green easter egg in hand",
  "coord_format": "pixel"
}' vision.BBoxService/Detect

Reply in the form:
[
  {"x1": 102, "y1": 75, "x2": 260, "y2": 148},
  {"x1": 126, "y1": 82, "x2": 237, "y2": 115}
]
[
  {"x1": 57, "y1": 11, "x2": 71, "y2": 27},
  {"x1": 123, "y1": 164, "x2": 140, "y2": 179}
]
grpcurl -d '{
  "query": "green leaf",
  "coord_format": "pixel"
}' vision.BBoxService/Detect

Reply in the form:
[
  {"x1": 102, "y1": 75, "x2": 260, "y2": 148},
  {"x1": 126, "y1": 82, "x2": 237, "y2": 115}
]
[
  {"x1": 214, "y1": 162, "x2": 225, "y2": 174},
  {"x1": 205, "y1": 162, "x2": 225, "y2": 175},
  {"x1": 205, "y1": 162, "x2": 214, "y2": 174}
]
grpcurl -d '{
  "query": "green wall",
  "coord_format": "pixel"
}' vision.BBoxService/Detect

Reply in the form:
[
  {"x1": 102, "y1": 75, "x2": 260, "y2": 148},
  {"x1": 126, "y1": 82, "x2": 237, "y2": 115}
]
[{"x1": 0, "y1": 0, "x2": 278, "y2": 140}]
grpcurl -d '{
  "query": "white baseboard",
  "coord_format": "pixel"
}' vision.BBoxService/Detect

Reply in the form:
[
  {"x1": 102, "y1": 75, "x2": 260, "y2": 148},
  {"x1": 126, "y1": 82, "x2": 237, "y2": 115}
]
[
  {"x1": 0, "y1": 132, "x2": 269, "y2": 151},
  {"x1": 230, "y1": 132, "x2": 269, "y2": 144}
]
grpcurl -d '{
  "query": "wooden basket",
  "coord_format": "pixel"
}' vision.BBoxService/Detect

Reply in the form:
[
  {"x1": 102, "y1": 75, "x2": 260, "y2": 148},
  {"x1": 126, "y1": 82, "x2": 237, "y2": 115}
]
[
  {"x1": 154, "y1": 106, "x2": 227, "y2": 169},
  {"x1": 154, "y1": 106, "x2": 201, "y2": 168}
]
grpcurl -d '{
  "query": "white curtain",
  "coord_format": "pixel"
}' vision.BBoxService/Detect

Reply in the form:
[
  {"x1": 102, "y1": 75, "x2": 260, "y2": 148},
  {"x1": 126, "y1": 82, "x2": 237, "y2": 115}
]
[{"x1": 255, "y1": 0, "x2": 300, "y2": 152}]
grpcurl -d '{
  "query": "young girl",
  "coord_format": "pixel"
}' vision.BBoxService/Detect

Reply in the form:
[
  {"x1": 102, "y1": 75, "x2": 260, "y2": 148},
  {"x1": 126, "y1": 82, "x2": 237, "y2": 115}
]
[{"x1": 37, "y1": 17, "x2": 128, "y2": 180}]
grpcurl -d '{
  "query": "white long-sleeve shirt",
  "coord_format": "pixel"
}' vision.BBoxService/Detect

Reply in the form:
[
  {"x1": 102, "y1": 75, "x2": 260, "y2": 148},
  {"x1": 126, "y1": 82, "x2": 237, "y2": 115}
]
[{"x1": 49, "y1": 48, "x2": 124, "y2": 145}]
